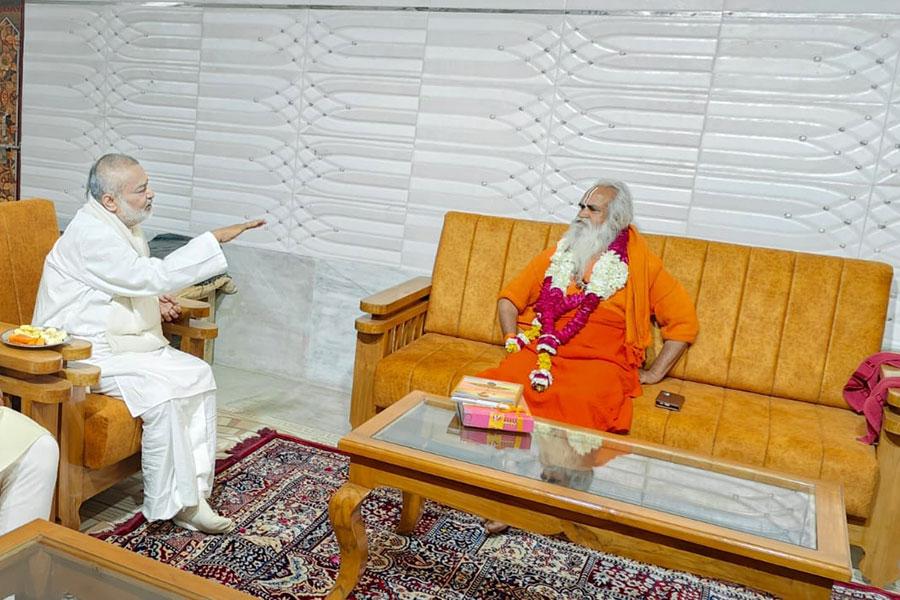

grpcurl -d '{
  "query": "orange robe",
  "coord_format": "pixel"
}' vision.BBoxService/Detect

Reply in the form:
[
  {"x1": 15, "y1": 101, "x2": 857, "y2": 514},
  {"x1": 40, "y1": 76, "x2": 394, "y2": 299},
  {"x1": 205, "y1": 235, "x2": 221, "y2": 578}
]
[{"x1": 478, "y1": 226, "x2": 698, "y2": 433}]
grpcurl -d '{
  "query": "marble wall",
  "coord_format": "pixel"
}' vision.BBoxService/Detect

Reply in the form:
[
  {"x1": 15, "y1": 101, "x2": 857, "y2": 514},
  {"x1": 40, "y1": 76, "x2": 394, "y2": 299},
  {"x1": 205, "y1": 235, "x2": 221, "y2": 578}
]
[
  {"x1": 214, "y1": 244, "x2": 411, "y2": 390},
  {"x1": 19, "y1": 1, "x2": 900, "y2": 390}
]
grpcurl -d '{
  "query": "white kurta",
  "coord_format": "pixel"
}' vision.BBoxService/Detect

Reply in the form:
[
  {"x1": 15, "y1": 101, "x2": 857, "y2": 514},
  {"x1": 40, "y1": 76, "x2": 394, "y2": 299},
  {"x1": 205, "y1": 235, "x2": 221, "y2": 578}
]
[
  {"x1": 32, "y1": 203, "x2": 230, "y2": 521},
  {"x1": 33, "y1": 205, "x2": 228, "y2": 417}
]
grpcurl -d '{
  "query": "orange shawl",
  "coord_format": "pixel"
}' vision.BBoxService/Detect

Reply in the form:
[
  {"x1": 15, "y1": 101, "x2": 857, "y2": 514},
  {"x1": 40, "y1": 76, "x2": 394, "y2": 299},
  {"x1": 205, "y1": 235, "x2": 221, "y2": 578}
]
[{"x1": 624, "y1": 225, "x2": 652, "y2": 368}]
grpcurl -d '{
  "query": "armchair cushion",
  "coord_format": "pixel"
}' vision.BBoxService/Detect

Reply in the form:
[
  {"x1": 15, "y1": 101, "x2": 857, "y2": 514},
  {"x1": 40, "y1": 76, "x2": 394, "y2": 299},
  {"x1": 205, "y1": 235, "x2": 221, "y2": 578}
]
[{"x1": 83, "y1": 393, "x2": 142, "y2": 470}]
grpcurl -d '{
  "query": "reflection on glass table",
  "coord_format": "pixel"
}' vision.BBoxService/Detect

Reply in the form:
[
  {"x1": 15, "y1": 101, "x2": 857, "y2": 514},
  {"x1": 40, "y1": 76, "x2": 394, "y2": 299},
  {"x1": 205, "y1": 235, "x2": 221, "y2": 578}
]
[{"x1": 375, "y1": 398, "x2": 817, "y2": 548}]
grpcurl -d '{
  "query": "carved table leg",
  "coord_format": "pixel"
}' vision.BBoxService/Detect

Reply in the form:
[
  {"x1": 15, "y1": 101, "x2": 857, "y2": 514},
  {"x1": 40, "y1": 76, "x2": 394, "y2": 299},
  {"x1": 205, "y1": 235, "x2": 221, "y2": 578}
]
[
  {"x1": 326, "y1": 482, "x2": 370, "y2": 600},
  {"x1": 397, "y1": 491, "x2": 423, "y2": 535}
]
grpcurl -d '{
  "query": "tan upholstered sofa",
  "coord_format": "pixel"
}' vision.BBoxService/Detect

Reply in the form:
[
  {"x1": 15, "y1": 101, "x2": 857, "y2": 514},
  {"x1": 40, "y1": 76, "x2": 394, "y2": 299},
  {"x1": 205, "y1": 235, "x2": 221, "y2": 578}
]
[{"x1": 351, "y1": 210, "x2": 900, "y2": 586}]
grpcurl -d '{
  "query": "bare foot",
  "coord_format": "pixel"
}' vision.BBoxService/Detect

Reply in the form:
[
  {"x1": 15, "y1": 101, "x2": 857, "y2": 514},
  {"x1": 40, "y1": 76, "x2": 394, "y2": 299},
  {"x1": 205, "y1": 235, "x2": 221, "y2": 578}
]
[{"x1": 484, "y1": 520, "x2": 509, "y2": 535}]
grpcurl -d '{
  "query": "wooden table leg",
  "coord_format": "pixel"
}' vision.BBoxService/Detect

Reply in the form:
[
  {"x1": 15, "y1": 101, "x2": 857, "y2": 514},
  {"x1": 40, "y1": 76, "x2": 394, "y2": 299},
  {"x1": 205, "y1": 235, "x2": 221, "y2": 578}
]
[
  {"x1": 326, "y1": 482, "x2": 370, "y2": 600},
  {"x1": 397, "y1": 491, "x2": 423, "y2": 535}
]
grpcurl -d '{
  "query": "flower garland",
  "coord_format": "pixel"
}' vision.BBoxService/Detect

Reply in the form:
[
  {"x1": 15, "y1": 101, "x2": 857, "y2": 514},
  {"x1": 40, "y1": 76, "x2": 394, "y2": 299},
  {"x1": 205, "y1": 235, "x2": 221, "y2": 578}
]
[{"x1": 506, "y1": 229, "x2": 630, "y2": 392}]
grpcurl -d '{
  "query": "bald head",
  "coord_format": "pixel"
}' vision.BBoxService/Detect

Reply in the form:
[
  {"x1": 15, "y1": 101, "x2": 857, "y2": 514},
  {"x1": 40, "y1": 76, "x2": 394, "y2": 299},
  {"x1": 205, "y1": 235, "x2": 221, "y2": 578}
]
[
  {"x1": 87, "y1": 153, "x2": 140, "y2": 203},
  {"x1": 86, "y1": 153, "x2": 154, "y2": 227}
]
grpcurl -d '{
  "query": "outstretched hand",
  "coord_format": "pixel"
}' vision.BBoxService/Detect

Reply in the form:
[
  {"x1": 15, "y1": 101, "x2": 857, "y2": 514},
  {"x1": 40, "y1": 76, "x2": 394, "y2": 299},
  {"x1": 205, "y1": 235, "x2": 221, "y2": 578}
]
[{"x1": 212, "y1": 219, "x2": 266, "y2": 244}]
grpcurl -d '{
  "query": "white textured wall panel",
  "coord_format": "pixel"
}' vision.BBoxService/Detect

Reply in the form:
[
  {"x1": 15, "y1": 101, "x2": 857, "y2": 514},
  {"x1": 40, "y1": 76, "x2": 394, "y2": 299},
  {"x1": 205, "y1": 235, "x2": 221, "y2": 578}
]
[
  {"x1": 405, "y1": 12, "x2": 562, "y2": 269},
  {"x1": 295, "y1": 9, "x2": 424, "y2": 263},
  {"x1": 21, "y1": 5, "x2": 105, "y2": 218},
  {"x1": 192, "y1": 9, "x2": 306, "y2": 250},
  {"x1": 20, "y1": 4, "x2": 900, "y2": 351}
]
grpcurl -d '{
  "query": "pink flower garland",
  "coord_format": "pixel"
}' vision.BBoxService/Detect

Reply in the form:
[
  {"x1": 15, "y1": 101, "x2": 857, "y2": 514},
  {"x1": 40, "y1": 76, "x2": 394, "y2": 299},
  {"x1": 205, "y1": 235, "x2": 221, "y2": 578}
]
[{"x1": 523, "y1": 228, "x2": 630, "y2": 391}]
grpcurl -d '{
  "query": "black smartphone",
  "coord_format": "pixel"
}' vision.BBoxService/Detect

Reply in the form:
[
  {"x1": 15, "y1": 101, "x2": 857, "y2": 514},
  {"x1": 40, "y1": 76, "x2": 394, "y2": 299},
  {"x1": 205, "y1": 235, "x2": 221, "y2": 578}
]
[{"x1": 654, "y1": 390, "x2": 685, "y2": 411}]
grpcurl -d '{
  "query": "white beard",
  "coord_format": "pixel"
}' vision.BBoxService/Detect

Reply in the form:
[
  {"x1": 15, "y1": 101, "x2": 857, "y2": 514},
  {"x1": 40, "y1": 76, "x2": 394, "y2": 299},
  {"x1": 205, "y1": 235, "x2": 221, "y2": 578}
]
[
  {"x1": 118, "y1": 201, "x2": 151, "y2": 227},
  {"x1": 558, "y1": 218, "x2": 618, "y2": 281}
]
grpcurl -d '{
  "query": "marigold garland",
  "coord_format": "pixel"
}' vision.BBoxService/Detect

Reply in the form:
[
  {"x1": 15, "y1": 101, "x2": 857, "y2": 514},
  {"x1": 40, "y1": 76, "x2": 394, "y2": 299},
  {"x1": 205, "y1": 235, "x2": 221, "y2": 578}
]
[{"x1": 505, "y1": 229, "x2": 630, "y2": 392}]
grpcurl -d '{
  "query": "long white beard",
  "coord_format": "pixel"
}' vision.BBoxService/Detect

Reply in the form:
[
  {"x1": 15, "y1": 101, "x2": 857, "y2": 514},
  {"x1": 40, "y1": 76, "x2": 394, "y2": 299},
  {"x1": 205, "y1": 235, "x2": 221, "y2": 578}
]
[{"x1": 558, "y1": 219, "x2": 618, "y2": 281}]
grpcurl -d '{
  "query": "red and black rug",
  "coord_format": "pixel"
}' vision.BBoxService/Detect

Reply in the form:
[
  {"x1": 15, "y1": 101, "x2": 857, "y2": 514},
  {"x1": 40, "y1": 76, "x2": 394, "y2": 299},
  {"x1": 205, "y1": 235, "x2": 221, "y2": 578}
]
[{"x1": 95, "y1": 429, "x2": 898, "y2": 600}]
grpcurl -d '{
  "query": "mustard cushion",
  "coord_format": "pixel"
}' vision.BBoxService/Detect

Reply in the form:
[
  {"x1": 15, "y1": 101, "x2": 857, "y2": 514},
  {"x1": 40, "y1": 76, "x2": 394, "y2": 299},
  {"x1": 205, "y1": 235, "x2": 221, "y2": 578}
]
[
  {"x1": 634, "y1": 379, "x2": 877, "y2": 519},
  {"x1": 83, "y1": 394, "x2": 142, "y2": 469},
  {"x1": 373, "y1": 333, "x2": 507, "y2": 408}
]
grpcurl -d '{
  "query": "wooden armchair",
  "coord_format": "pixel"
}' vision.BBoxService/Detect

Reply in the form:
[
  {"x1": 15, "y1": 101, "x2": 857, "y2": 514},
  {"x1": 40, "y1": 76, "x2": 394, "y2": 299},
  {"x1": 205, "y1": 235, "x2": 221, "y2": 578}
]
[{"x1": 0, "y1": 199, "x2": 218, "y2": 529}]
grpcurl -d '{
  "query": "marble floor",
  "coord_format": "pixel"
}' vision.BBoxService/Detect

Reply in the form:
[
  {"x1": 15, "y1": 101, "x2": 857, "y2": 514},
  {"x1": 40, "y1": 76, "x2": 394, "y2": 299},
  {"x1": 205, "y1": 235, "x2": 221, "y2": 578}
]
[{"x1": 79, "y1": 364, "x2": 349, "y2": 534}]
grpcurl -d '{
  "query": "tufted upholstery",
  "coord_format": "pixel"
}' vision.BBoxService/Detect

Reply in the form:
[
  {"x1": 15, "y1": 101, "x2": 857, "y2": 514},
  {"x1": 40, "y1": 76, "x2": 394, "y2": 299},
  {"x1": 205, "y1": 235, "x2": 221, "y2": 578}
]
[
  {"x1": 0, "y1": 199, "x2": 60, "y2": 325},
  {"x1": 367, "y1": 211, "x2": 893, "y2": 520}
]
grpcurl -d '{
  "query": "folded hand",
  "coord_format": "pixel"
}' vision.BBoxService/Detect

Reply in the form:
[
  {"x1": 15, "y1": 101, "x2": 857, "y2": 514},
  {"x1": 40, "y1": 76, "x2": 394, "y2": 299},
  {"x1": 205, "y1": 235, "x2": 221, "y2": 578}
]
[{"x1": 159, "y1": 294, "x2": 182, "y2": 322}]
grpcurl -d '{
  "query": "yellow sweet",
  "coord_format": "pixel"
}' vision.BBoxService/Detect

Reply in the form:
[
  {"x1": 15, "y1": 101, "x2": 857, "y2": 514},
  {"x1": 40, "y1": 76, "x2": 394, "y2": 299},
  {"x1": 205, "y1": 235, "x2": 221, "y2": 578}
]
[{"x1": 11, "y1": 325, "x2": 67, "y2": 345}]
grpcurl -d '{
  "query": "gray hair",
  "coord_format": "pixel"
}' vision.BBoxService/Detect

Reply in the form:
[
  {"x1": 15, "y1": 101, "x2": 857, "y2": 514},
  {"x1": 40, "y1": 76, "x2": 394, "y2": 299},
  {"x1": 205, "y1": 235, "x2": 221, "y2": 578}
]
[
  {"x1": 579, "y1": 178, "x2": 634, "y2": 232},
  {"x1": 87, "y1": 153, "x2": 140, "y2": 202}
]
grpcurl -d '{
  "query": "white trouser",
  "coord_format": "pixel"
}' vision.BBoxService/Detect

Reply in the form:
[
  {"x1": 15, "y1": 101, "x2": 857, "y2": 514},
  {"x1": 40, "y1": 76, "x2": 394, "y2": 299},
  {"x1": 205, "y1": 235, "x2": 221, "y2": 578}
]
[
  {"x1": 139, "y1": 391, "x2": 218, "y2": 521},
  {"x1": 0, "y1": 435, "x2": 58, "y2": 535}
]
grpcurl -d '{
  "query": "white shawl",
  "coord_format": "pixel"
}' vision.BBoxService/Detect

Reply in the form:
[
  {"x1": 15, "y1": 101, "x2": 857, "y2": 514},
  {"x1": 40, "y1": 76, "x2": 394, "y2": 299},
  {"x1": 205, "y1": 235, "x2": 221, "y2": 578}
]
[{"x1": 82, "y1": 200, "x2": 168, "y2": 354}]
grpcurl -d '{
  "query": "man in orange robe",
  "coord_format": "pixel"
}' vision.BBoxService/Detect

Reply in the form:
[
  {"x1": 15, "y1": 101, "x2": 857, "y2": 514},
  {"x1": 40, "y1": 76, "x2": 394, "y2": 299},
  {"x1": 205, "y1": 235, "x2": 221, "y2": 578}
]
[{"x1": 478, "y1": 180, "x2": 699, "y2": 434}]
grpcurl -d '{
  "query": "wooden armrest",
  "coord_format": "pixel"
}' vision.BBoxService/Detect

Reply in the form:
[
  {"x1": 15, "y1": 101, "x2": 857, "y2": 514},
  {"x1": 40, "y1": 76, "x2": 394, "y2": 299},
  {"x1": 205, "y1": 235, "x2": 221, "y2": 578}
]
[
  {"x1": 62, "y1": 362, "x2": 101, "y2": 387},
  {"x1": 162, "y1": 319, "x2": 218, "y2": 340},
  {"x1": 360, "y1": 276, "x2": 431, "y2": 316},
  {"x1": 881, "y1": 365, "x2": 900, "y2": 410},
  {"x1": 355, "y1": 301, "x2": 429, "y2": 335},
  {"x1": 60, "y1": 338, "x2": 91, "y2": 361},
  {"x1": 0, "y1": 368, "x2": 72, "y2": 404},
  {"x1": 175, "y1": 298, "x2": 210, "y2": 319},
  {"x1": 0, "y1": 344, "x2": 63, "y2": 375}
]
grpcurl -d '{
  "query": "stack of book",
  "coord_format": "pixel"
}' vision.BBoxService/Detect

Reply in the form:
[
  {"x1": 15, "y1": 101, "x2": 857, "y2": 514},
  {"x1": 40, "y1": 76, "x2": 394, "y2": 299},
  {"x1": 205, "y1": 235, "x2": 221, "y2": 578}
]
[{"x1": 451, "y1": 375, "x2": 534, "y2": 433}]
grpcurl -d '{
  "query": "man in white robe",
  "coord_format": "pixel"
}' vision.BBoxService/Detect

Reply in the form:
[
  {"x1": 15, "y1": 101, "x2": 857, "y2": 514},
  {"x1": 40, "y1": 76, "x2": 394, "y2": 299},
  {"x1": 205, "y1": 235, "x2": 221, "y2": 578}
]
[
  {"x1": 33, "y1": 153, "x2": 264, "y2": 534},
  {"x1": 0, "y1": 407, "x2": 58, "y2": 535}
]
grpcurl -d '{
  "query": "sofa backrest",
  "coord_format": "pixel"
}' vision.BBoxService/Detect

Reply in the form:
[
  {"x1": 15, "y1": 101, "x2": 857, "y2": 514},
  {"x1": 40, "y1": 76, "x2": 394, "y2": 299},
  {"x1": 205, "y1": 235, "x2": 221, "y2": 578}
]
[
  {"x1": 0, "y1": 199, "x2": 60, "y2": 325},
  {"x1": 425, "y1": 211, "x2": 893, "y2": 409}
]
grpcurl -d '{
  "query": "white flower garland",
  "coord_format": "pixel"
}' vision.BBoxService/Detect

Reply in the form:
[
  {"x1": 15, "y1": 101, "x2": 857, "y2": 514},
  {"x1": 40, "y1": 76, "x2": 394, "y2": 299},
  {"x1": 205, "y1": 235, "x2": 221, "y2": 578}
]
[{"x1": 546, "y1": 247, "x2": 629, "y2": 299}]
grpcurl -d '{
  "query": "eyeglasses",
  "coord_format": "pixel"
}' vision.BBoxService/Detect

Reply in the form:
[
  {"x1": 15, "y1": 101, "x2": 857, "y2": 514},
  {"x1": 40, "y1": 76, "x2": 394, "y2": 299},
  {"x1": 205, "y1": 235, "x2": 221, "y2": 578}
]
[{"x1": 577, "y1": 202, "x2": 605, "y2": 214}]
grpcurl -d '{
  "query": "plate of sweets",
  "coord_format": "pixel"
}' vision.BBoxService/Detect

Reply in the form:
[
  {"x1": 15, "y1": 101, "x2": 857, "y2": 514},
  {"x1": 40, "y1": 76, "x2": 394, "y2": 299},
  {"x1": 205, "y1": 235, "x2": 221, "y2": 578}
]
[{"x1": 1, "y1": 325, "x2": 69, "y2": 349}]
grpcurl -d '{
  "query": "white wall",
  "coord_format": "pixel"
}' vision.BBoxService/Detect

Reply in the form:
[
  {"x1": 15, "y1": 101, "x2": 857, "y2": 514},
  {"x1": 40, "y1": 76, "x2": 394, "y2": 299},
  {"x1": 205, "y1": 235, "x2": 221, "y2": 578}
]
[{"x1": 20, "y1": 1, "x2": 900, "y2": 385}]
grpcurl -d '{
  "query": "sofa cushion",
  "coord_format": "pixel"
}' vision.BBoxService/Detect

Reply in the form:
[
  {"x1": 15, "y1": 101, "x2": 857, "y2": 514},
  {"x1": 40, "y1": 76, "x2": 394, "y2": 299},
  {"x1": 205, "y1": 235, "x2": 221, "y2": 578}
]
[
  {"x1": 634, "y1": 379, "x2": 877, "y2": 519},
  {"x1": 373, "y1": 333, "x2": 507, "y2": 408},
  {"x1": 373, "y1": 335, "x2": 877, "y2": 519},
  {"x1": 83, "y1": 393, "x2": 142, "y2": 469}
]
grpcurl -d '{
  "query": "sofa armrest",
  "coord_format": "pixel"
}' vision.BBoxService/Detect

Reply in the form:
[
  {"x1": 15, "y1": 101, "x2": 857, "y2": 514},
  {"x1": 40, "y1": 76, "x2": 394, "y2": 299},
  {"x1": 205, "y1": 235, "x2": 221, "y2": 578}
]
[
  {"x1": 863, "y1": 364, "x2": 900, "y2": 585},
  {"x1": 350, "y1": 277, "x2": 432, "y2": 429},
  {"x1": 359, "y1": 276, "x2": 431, "y2": 316}
]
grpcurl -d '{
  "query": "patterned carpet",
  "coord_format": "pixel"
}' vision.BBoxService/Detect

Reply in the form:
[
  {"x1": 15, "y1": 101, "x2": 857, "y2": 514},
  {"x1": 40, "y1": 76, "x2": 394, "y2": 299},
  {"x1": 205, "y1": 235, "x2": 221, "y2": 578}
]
[{"x1": 94, "y1": 430, "x2": 899, "y2": 600}]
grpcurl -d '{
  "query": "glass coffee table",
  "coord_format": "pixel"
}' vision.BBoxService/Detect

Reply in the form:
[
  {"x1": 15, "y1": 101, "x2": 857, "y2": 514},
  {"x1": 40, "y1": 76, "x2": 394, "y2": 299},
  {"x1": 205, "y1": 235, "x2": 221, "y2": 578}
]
[
  {"x1": 0, "y1": 519, "x2": 253, "y2": 599},
  {"x1": 326, "y1": 391, "x2": 851, "y2": 600}
]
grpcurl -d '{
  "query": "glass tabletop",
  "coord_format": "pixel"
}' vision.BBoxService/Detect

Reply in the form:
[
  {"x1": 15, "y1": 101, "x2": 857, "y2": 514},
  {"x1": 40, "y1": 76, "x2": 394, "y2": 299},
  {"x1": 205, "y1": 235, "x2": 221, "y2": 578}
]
[
  {"x1": 373, "y1": 398, "x2": 817, "y2": 549},
  {"x1": 0, "y1": 540, "x2": 183, "y2": 600}
]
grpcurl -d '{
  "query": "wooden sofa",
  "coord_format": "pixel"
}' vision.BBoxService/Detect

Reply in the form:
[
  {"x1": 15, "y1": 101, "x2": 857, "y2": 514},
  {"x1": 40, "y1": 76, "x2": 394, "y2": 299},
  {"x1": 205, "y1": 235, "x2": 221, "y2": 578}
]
[
  {"x1": 0, "y1": 199, "x2": 218, "y2": 529},
  {"x1": 351, "y1": 210, "x2": 900, "y2": 587}
]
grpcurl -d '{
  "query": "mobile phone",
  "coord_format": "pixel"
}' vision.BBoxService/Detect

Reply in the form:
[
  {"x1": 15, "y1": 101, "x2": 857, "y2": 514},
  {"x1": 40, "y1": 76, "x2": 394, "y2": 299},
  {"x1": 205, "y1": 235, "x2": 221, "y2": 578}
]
[{"x1": 654, "y1": 390, "x2": 685, "y2": 411}]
